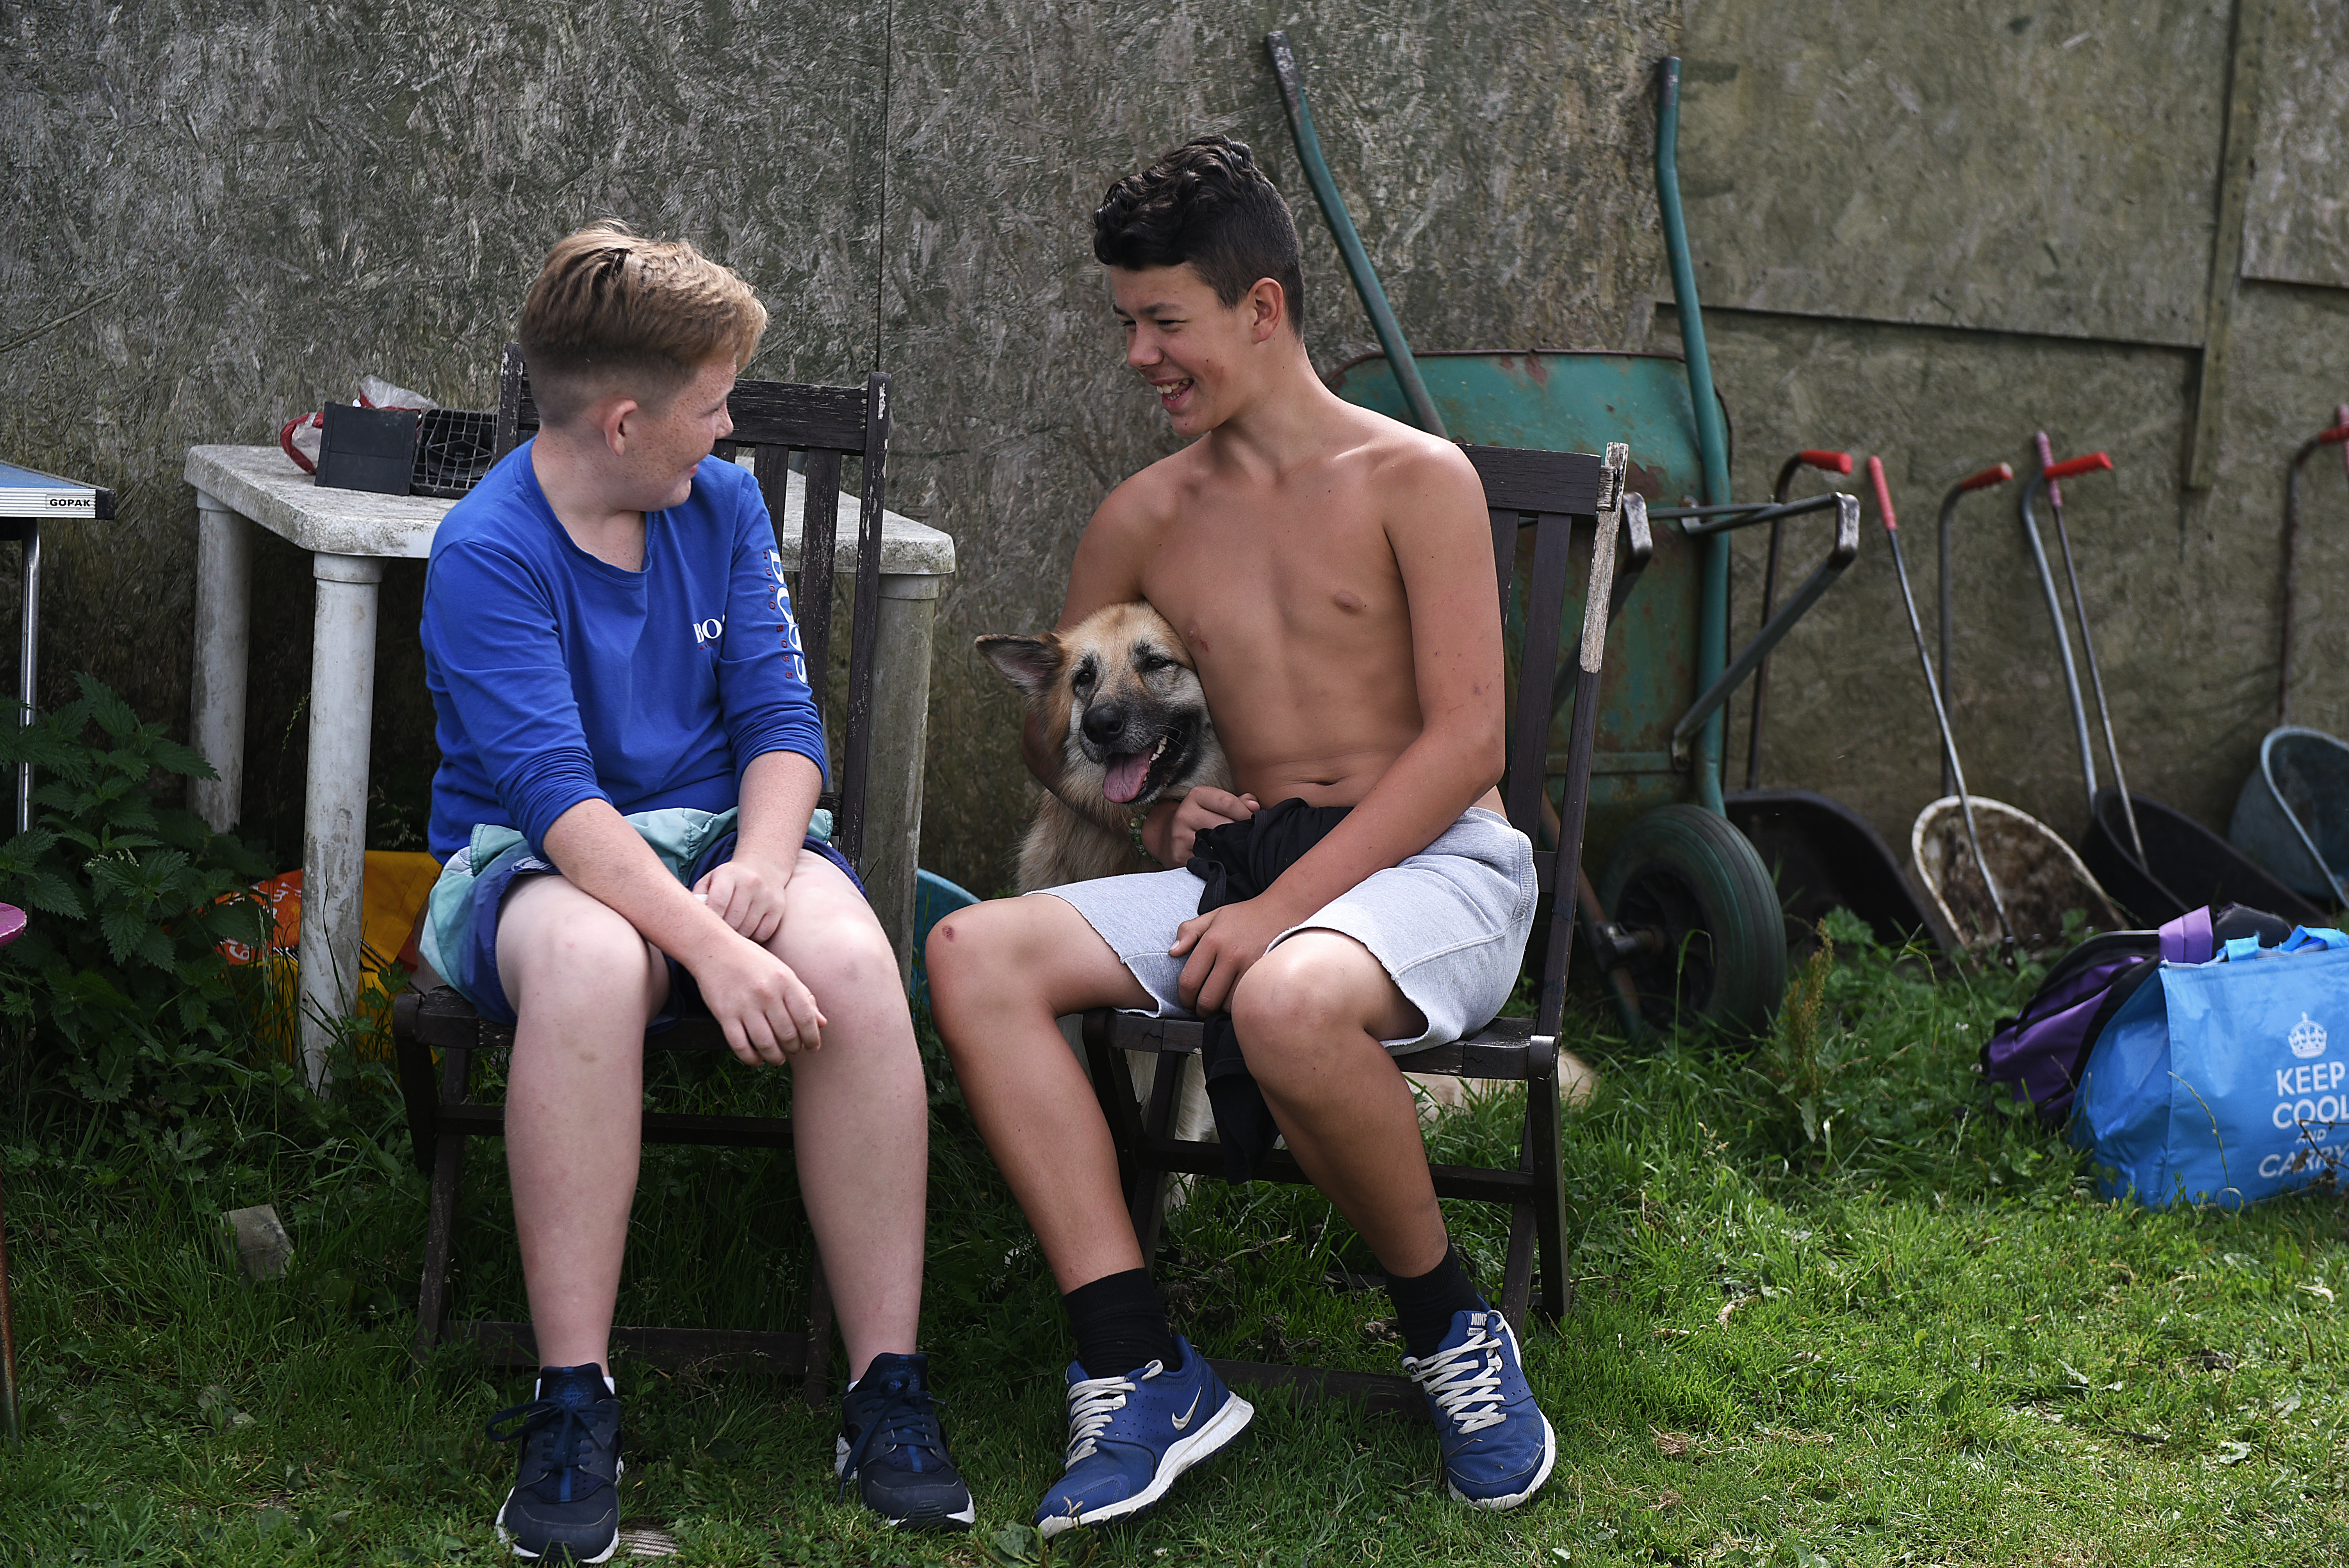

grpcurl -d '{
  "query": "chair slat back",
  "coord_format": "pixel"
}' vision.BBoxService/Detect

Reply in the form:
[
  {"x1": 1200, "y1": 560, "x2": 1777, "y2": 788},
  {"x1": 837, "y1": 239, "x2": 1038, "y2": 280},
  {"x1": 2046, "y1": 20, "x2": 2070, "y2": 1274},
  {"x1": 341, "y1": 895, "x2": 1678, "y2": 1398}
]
[
  {"x1": 489, "y1": 345, "x2": 893, "y2": 865},
  {"x1": 1462, "y1": 445, "x2": 1609, "y2": 851},
  {"x1": 1463, "y1": 443, "x2": 1636, "y2": 1040}
]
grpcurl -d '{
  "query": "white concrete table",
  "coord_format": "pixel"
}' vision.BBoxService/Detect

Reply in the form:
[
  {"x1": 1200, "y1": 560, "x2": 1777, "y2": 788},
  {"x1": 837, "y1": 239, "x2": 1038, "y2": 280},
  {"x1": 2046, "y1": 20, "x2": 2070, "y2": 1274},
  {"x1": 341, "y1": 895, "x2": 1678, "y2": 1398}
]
[{"x1": 185, "y1": 444, "x2": 955, "y2": 1090}]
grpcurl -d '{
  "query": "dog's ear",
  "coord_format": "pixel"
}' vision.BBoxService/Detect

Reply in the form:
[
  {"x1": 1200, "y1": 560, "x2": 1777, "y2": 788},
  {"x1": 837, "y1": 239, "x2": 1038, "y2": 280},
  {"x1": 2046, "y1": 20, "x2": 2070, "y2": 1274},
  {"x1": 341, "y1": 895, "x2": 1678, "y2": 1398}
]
[{"x1": 977, "y1": 634, "x2": 1061, "y2": 693}]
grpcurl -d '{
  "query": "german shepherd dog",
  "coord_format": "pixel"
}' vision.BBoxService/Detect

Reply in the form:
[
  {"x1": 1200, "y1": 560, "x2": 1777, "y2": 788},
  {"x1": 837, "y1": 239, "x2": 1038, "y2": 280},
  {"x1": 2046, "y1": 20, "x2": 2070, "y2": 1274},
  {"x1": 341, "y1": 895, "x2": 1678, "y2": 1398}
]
[
  {"x1": 977, "y1": 603, "x2": 1530, "y2": 1153},
  {"x1": 977, "y1": 601, "x2": 1232, "y2": 891}
]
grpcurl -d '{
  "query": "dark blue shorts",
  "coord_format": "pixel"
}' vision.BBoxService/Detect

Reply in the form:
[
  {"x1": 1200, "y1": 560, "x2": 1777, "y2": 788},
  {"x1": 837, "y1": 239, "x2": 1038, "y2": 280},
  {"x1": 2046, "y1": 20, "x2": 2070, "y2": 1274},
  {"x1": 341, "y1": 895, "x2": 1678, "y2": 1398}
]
[{"x1": 449, "y1": 829, "x2": 863, "y2": 1030}]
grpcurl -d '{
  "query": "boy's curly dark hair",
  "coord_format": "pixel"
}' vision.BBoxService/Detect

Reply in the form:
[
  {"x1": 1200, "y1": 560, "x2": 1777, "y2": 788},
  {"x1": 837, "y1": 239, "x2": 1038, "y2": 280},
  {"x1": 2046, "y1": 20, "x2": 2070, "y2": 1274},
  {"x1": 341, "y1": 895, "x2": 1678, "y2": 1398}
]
[{"x1": 1093, "y1": 135, "x2": 1306, "y2": 337}]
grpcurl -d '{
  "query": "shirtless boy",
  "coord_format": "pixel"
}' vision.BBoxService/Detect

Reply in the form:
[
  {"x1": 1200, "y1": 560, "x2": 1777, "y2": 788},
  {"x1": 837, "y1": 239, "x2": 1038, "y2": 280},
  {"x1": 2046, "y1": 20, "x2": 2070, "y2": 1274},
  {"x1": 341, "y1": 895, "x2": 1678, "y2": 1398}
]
[
  {"x1": 419, "y1": 225, "x2": 971, "y2": 1560},
  {"x1": 927, "y1": 136, "x2": 1554, "y2": 1536}
]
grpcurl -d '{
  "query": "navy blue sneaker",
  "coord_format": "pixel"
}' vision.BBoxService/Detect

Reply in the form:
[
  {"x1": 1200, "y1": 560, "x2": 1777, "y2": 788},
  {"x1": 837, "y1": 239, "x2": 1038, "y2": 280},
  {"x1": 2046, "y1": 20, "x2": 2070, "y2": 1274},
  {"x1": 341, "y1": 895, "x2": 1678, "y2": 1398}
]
[
  {"x1": 836, "y1": 1352, "x2": 975, "y2": 1531},
  {"x1": 1404, "y1": 1308, "x2": 1555, "y2": 1509},
  {"x1": 487, "y1": 1364, "x2": 624, "y2": 1562},
  {"x1": 1033, "y1": 1336, "x2": 1253, "y2": 1539}
]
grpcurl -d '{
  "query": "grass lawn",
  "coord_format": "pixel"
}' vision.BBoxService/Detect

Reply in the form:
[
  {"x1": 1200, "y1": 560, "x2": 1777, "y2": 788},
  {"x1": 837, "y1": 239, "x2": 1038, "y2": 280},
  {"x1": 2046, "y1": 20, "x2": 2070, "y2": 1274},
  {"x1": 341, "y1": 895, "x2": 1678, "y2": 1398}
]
[{"x1": 5, "y1": 913, "x2": 2348, "y2": 1566}]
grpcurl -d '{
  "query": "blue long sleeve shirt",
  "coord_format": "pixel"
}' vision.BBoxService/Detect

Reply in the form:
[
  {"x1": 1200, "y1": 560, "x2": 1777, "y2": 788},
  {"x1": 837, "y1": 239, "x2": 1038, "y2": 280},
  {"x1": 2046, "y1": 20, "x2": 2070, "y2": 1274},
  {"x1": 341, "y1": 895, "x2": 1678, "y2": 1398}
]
[{"x1": 421, "y1": 443, "x2": 826, "y2": 862}]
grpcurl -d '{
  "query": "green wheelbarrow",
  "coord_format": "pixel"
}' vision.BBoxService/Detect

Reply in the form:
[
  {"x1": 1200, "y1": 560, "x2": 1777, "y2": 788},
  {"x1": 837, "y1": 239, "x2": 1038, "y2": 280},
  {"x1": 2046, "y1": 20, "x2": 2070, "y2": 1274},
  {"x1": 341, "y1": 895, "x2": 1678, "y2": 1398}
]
[
  {"x1": 1274, "y1": 36, "x2": 1879, "y2": 1031},
  {"x1": 1324, "y1": 347, "x2": 1836, "y2": 1031}
]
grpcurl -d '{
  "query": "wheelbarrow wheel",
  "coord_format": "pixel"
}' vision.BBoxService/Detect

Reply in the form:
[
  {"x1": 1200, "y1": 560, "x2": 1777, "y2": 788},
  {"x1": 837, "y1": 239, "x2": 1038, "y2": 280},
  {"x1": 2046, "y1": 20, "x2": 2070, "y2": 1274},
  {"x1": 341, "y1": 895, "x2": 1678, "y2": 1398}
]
[{"x1": 1597, "y1": 804, "x2": 1788, "y2": 1036}]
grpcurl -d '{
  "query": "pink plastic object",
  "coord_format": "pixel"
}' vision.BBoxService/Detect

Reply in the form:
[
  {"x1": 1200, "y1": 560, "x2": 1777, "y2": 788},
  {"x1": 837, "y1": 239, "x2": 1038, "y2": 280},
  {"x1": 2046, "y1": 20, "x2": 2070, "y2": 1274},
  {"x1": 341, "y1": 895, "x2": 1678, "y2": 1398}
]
[{"x1": 0, "y1": 904, "x2": 25, "y2": 949}]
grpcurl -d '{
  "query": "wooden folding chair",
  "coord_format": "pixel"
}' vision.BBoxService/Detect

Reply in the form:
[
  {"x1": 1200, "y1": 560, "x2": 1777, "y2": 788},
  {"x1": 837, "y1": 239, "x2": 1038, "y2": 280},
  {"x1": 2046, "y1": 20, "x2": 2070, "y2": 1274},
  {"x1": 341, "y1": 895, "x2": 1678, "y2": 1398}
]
[
  {"x1": 392, "y1": 346, "x2": 894, "y2": 1403},
  {"x1": 1079, "y1": 443, "x2": 1646, "y2": 1417}
]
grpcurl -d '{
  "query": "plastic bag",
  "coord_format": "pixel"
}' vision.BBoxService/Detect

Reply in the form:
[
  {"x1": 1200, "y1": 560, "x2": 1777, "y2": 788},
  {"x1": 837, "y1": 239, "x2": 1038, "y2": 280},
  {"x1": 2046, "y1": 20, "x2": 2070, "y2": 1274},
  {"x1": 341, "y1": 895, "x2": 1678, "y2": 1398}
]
[
  {"x1": 2073, "y1": 923, "x2": 2349, "y2": 1207},
  {"x1": 278, "y1": 376, "x2": 437, "y2": 475}
]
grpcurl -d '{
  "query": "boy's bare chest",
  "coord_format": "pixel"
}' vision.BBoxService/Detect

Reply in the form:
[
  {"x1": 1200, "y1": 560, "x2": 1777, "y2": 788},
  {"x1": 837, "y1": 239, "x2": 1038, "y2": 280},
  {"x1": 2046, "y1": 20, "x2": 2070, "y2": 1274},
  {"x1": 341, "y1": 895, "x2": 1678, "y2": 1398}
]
[{"x1": 1139, "y1": 496, "x2": 1406, "y2": 661}]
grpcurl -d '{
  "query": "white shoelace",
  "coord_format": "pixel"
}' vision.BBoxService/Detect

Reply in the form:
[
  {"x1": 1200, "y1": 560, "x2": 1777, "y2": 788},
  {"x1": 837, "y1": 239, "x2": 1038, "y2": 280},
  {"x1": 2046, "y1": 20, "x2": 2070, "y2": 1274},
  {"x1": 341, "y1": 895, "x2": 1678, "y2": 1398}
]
[
  {"x1": 1062, "y1": 1360, "x2": 1162, "y2": 1463},
  {"x1": 1405, "y1": 1315, "x2": 1509, "y2": 1435}
]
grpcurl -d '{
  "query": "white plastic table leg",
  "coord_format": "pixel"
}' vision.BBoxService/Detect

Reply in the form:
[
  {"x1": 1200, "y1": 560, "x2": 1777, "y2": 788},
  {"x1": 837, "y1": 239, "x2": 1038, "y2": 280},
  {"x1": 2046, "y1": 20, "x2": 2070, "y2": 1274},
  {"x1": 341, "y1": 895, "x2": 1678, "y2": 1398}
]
[
  {"x1": 189, "y1": 493, "x2": 251, "y2": 833},
  {"x1": 865, "y1": 571, "x2": 942, "y2": 987},
  {"x1": 299, "y1": 552, "x2": 384, "y2": 1093}
]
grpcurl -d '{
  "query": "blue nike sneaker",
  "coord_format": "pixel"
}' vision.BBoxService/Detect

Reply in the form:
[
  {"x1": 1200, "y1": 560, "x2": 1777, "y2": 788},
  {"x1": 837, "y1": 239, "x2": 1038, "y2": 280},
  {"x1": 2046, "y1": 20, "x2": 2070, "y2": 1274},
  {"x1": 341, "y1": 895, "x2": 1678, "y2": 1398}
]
[
  {"x1": 836, "y1": 1352, "x2": 976, "y2": 1531},
  {"x1": 1403, "y1": 1308, "x2": 1556, "y2": 1509},
  {"x1": 1033, "y1": 1337, "x2": 1254, "y2": 1539},
  {"x1": 487, "y1": 1364, "x2": 624, "y2": 1562}
]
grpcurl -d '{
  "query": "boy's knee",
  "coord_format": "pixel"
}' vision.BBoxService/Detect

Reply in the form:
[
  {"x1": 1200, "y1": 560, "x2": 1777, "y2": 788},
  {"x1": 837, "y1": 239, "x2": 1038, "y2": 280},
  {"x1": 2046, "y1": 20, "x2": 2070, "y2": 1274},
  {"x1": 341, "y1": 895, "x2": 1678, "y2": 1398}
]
[
  {"x1": 788, "y1": 907, "x2": 898, "y2": 996},
  {"x1": 509, "y1": 898, "x2": 654, "y2": 988},
  {"x1": 927, "y1": 903, "x2": 1018, "y2": 994},
  {"x1": 1230, "y1": 950, "x2": 1355, "y2": 1076}
]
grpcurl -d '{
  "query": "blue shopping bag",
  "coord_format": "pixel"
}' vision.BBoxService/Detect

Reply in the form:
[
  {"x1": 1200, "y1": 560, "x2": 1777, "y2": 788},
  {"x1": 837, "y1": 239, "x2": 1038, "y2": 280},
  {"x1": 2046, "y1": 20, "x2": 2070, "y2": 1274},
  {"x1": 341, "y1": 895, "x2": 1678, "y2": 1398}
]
[{"x1": 2073, "y1": 924, "x2": 2349, "y2": 1208}]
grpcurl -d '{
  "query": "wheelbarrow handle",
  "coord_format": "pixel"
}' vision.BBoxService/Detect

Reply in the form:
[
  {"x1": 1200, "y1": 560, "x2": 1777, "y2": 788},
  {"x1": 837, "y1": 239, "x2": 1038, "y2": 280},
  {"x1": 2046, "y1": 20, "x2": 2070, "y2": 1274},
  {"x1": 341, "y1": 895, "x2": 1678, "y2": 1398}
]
[
  {"x1": 2317, "y1": 423, "x2": 2349, "y2": 447},
  {"x1": 1957, "y1": 462, "x2": 2014, "y2": 493},
  {"x1": 1748, "y1": 450, "x2": 1853, "y2": 788},
  {"x1": 1544, "y1": 490, "x2": 1656, "y2": 722},
  {"x1": 1657, "y1": 491, "x2": 1843, "y2": 533},
  {"x1": 1614, "y1": 492, "x2": 1654, "y2": 611},
  {"x1": 1264, "y1": 30, "x2": 1446, "y2": 440},
  {"x1": 1668, "y1": 492, "x2": 1861, "y2": 758}
]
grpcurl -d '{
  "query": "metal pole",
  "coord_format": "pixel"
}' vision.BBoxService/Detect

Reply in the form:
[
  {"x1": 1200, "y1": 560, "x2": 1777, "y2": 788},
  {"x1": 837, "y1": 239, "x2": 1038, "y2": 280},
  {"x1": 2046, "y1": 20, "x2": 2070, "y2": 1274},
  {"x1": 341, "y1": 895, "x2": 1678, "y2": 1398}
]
[
  {"x1": 1935, "y1": 464, "x2": 2014, "y2": 800},
  {"x1": 1657, "y1": 58, "x2": 1732, "y2": 815},
  {"x1": 15, "y1": 524, "x2": 36, "y2": 837}
]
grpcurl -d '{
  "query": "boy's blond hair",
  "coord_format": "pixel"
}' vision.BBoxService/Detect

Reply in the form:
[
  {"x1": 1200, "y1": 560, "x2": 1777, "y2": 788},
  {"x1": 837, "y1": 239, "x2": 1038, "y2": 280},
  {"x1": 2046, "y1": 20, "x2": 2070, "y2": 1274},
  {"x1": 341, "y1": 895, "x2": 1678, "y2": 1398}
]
[{"x1": 518, "y1": 223, "x2": 769, "y2": 427}]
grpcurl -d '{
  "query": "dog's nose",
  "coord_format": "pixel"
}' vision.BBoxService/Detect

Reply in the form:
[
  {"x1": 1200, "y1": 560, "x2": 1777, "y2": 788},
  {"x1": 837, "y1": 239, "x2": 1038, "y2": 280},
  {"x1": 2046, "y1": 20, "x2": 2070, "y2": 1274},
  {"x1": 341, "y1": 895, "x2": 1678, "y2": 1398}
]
[{"x1": 1081, "y1": 703, "x2": 1128, "y2": 746}]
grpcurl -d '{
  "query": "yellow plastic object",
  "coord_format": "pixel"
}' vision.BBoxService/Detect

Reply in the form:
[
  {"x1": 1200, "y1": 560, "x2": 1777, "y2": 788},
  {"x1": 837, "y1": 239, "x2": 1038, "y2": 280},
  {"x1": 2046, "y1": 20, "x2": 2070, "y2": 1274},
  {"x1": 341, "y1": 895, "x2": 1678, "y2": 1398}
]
[{"x1": 221, "y1": 851, "x2": 443, "y2": 1061}]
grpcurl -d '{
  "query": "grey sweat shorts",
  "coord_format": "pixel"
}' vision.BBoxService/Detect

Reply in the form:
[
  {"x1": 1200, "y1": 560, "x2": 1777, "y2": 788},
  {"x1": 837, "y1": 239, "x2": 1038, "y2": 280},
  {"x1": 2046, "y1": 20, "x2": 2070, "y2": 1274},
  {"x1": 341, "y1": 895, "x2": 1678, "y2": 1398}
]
[{"x1": 1035, "y1": 806, "x2": 1538, "y2": 1053}]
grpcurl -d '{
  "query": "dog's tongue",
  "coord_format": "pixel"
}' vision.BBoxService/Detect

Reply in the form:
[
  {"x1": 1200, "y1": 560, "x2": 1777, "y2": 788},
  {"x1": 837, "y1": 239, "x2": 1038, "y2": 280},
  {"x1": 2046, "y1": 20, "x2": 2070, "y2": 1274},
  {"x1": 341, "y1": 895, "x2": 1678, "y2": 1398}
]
[{"x1": 1103, "y1": 752, "x2": 1150, "y2": 804}]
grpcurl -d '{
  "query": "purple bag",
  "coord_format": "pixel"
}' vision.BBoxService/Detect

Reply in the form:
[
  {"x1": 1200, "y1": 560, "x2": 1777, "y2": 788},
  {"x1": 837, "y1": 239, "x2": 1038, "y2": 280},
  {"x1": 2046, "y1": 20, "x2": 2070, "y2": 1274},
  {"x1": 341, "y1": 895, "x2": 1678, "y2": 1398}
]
[{"x1": 1982, "y1": 907, "x2": 2288, "y2": 1124}]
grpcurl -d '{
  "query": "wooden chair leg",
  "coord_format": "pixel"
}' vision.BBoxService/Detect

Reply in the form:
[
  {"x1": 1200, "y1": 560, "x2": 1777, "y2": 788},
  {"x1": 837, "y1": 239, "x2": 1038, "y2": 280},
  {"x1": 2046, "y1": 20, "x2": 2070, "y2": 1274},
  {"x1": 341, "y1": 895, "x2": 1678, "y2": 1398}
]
[
  {"x1": 412, "y1": 1132, "x2": 465, "y2": 1367},
  {"x1": 1527, "y1": 1039, "x2": 1573, "y2": 1322},
  {"x1": 410, "y1": 1042, "x2": 471, "y2": 1369},
  {"x1": 802, "y1": 1256, "x2": 835, "y2": 1408},
  {"x1": 1498, "y1": 1204, "x2": 1536, "y2": 1335},
  {"x1": 1128, "y1": 1050, "x2": 1187, "y2": 1263}
]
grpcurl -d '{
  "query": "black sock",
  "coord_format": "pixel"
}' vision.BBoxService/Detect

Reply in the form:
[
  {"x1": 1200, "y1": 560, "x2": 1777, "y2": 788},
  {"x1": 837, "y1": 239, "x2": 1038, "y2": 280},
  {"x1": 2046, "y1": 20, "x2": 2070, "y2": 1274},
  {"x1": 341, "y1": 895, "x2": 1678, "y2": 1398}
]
[
  {"x1": 1064, "y1": 1268, "x2": 1180, "y2": 1379},
  {"x1": 1386, "y1": 1247, "x2": 1485, "y2": 1357}
]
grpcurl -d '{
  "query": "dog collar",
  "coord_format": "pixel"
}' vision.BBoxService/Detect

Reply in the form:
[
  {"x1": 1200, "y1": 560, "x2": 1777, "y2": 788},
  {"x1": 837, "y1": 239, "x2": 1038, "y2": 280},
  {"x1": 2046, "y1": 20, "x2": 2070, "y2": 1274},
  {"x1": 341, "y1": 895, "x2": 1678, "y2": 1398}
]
[{"x1": 1128, "y1": 810, "x2": 1160, "y2": 866}]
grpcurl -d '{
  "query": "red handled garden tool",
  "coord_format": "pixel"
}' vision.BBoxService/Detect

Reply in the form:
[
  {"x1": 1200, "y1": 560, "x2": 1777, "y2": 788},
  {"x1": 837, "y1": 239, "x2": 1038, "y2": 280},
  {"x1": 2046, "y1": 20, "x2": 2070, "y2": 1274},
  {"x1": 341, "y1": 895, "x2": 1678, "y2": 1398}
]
[
  {"x1": 1903, "y1": 453, "x2": 2118, "y2": 952},
  {"x1": 1871, "y1": 460, "x2": 2014, "y2": 953},
  {"x1": 2018, "y1": 439, "x2": 2320, "y2": 926},
  {"x1": 1704, "y1": 448, "x2": 1959, "y2": 959},
  {"x1": 1936, "y1": 461, "x2": 2014, "y2": 797},
  {"x1": 2020, "y1": 438, "x2": 2129, "y2": 840}
]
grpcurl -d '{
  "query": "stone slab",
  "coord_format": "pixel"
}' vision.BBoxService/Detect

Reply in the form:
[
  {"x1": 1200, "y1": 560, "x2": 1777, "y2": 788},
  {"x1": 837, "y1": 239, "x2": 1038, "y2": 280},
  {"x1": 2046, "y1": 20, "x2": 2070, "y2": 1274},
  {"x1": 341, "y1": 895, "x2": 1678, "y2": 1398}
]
[{"x1": 222, "y1": 1204, "x2": 293, "y2": 1280}]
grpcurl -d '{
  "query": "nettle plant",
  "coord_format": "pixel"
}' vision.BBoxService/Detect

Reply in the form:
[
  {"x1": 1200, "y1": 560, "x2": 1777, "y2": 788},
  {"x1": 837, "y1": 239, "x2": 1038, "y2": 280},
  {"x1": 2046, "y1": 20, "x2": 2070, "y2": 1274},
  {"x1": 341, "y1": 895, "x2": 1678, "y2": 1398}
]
[{"x1": 0, "y1": 674, "x2": 268, "y2": 1108}]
